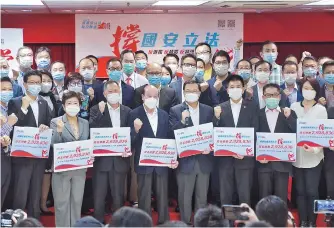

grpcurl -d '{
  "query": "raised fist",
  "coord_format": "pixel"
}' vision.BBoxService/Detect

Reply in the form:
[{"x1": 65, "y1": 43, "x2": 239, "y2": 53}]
[
  {"x1": 7, "y1": 113, "x2": 18, "y2": 126},
  {"x1": 134, "y1": 118, "x2": 143, "y2": 133},
  {"x1": 99, "y1": 101, "x2": 106, "y2": 113},
  {"x1": 56, "y1": 120, "x2": 64, "y2": 133},
  {"x1": 21, "y1": 95, "x2": 32, "y2": 110},
  {"x1": 181, "y1": 110, "x2": 190, "y2": 123},
  {"x1": 214, "y1": 106, "x2": 222, "y2": 119}
]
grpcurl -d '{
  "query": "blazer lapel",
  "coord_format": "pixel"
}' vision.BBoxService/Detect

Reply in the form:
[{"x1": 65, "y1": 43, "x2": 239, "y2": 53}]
[
  {"x1": 224, "y1": 101, "x2": 235, "y2": 127},
  {"x1": 78, "y1": 118, "x2": 84, "y2": 139},
  {"x1": 274, "y1": 110, "x2": 285, "y2": 133},
  {"x1": 62, "y1": 115, "x2": 76, "y2": 140},
  {"x1": 182, "y1": 102, "x2": 194, "y2": 126},
  {"x1": 199, "y1": 103, "x2": 206, "y2": 125},
  {"x1": 104, "y1": 105, "x2": 113, "y2": 128},
  {"x1": 120, "y1": 105, "x2": 127, "y2": 127},
  {"x1": 236, "y1": 100, "x2": 249, "y2": 127},
  {"x1": 176, "y1": 80, "x2": 182, "y2": 103},
  {"x1": 159, "y1": 88, "x2": 166, "y2": 109},
  {"x1": 37, "y1": 97, "x2": 44, "y2": 126},
  {"x1": 139, "y1": 106, "x2": 155, "y2": 137},
  {"x1": 253, "y1": 85, "x2": 259, "y2": 106},
  {"x1": 260, "y1": 109, "x2": 271, "y2": 132},
  {"x1": 156, "y1": 109, "x2": 164, "y2": 138}
]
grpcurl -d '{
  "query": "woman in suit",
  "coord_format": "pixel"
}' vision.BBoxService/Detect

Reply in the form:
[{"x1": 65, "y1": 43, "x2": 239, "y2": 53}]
[{"x1": 50, "y1": 91, "x2": 90, "y2": 227}]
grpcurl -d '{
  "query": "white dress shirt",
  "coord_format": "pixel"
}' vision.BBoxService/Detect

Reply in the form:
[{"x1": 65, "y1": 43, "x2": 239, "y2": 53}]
[
  {"x1": 188, "y1": 102, "x2": 200, "y2": 126},
  {"x1": 108, "y1": 103, "x2": 121, "y2": 127},
  {"x1": 230, "y1": 99, "x2": 242, "y2": 126},
  {"x1": 21, "y1": 96, "x2": 39, "y2": 126},
  {"x1": 265, "y1": 107, "x2": 280, "y2": 133},
  {"x1": 122, "y1": 72, "x2": 148, "y2": 89},
  {"x1": 257, "y1": 85, "x2": 266, "y2": 109},
  {"x1": 144, "y1": 105, "x2": 158, "y2": 136},
  {"x1": 285, "y1": 83, "x2": 298, "y2": 105}
]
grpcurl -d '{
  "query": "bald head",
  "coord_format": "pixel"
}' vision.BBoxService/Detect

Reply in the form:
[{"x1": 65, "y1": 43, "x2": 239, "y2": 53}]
[
  {"x1": 142, "y1": 85, "x2": 159, "y2": 100},
  {"x1": 146, "y1": 62, "x2": 162, "y2": 75}
]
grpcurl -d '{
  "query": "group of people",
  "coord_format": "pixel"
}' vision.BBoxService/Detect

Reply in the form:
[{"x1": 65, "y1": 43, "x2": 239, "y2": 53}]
[{"x1": 1, "y1": 40, "x2": 334, "y2": 227}]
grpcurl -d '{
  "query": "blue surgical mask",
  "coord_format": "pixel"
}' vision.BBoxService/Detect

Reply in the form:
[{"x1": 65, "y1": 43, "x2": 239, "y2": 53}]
[
  {"x1": 37, "y1": 58, "x2": 50, "y2": 69},
  {"x1": 80, "y1": 69, "x2": 94, "y2": 80},
  {"x1": 108, "y1": 70, "x2": 122, "y2": 82},
  {"x1": 27, "y1": 84, "x2": 41, "y2": 96},
  {"x1": 123, "y1": 63, "x2": 134, "y2": 75},
  {"x1": 263, "y1": 53, "x2": 278, "y2": 64},
  {"x1": 238, "y1": 69, "x2": 251, "y2": 80},
  {"x1": 52, "y1": 71, "x2": 65, "y2": 81},
  {"x1": 161, "y1": 76, "x2": 171, "y2": 87},
  {"x1": 136, "y1": 60, "x2": 147, "y2": 71},
  {"x1": 324, "y1": 73, "x2": 334, "y2": 85},
  {"x1": 303, "y1": 67, "x2": 317, "y2": 78},
  {"x1": 0, "y1": 69, "x2": 9, "y2": 78},
  {"x1": 0, "y1": 91, "x2": 13, "y2": 103},
  {"x1": 195, "y1": 70, "x2": 204, "y2": 81},
  {"x1": 147, "y1": 74, "x2": 161, "y2": 86},
  {"x1": 265, "y1": 98, "x2": 280, "y2": 109}
]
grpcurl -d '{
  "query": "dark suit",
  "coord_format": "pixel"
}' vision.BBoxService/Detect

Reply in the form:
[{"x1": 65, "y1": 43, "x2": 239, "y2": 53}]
[
  {"x1": 280, "y1": 83, "x2": 303, "y2": 107},
  {"x1": 257, "y1": 107, "x2": 297, "y2": 202},
  {"x1": 133, "y1": 85, "x2": 179, "y2": 113},
  {"x1": 89, "y1": 103, "x2": 131, "y2": 222},
  {"x1": 250, "y1": 85, "x2": 288, "y2": 110},
  {"x1": 7, "y1": 96, "x2": 52, "y2": 219},
  {"x1": 207, "y1": 73, "x2": 231, "y2": 106},
  {"x1": 13, "y1": 82, "x2": 23, "y2": 98},
  {"x1": 129, "y1": 105, "x2": 170, "y2": 223},
  {"x1": 214, "y1": 99, "x2": 258, "y2": 206},
  {"x1": 169, "y1": 102, "x2": 213, "y2": 224}
]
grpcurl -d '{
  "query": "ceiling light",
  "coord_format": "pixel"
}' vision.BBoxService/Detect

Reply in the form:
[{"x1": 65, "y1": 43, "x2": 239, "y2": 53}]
[
  {"x1": 61, "y1": 10, "x2": 72, "y2": 12},
  {"x1": 75, "y1": 10, "x2": 89, "y2": 12},
  {"x1": 152, "y1": 1, "x2": 209, "y2": 6},
  {"x1": 306, "y1": 0, "x2": 334, "y2": 5},
  {"x1": 0, "y1": 0, "x2": 43, "y2": 6},
  {"x1": 21, "y1": 9, "x2": 32, "y2": 12},
  {"x1": 105, "y1": 10, "x2": 118, "y2": 12}
]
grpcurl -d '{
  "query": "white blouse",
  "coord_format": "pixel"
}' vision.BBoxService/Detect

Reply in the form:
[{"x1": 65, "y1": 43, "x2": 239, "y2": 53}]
[{"x1": 290, "y1": 102, "x2": 328, "y2": 168}]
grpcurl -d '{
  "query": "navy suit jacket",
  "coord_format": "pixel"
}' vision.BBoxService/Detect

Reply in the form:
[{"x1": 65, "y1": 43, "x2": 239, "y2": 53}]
[
  {"x1": 280, "y1": 83, "x2": 303, "y2": 107},
  {"x1": 169, "y1": 102, "x2": 214, "y2": 174},
  {"x1": 129, "y1": 105, "x2": 170, "y2": 176},
  {"x1": 207, "y1": 73, "x2": 231, "y2": 106},
  {"x1": 324, "y1": 107, "x2": 334, "y2": 170},
  {"x1": 13, "y1": 83, "x2": 23, "y2": 98}
]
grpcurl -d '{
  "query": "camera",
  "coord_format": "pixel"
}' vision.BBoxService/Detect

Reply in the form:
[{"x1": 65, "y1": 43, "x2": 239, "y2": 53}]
[
  {"x1": 1, "y1": 209, "x2": 25, "y2": 227},
  {"x1": 314, "y1": 199, "x2": 334, "y2": 214},
  {"x1": 222, "y1": 205, "x2": 249, "y2": 221}
]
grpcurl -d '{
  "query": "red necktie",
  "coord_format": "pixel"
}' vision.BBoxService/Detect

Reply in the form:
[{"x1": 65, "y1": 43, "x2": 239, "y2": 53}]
[{"x1": 126, "y1": 77, "x2": 132, "y2": 85}]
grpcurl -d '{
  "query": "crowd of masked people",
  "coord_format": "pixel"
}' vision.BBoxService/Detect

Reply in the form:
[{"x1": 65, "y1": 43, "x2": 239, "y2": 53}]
[{"x1": 1, "y1": 39, "x2": 334, "y2": 227}]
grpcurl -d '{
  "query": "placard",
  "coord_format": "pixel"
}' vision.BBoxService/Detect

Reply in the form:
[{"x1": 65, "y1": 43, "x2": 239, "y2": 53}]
[
  {"x1": 53, "y1": 140, "x2": 94, "y2": 172},
  {"x1": 214, "y1": 127, "x2": 254, "y2": 157},
  {"x1": 139, "y1": 138, "x2": 177, "y2": 167},
  {"x1": 91, "y1": 127, "x2": 131, "y2": 156},
  {"x1": 174, "y1": 123, "x2": 213, "y2": 158},
  {"x1": 10, "y1": 126, "x2": 52, "y2": 158},
  {"x1": 297, "y1": 119, "x2": 334, "y2": 148},
  {"x1": 256, "y1": 133, "x2": 297, "y2": 162}
]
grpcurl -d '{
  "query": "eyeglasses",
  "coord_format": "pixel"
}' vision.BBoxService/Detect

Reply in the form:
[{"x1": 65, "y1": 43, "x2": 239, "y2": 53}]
[
  {"x1": 264, "y1": 93, "x2": 280, "y2": 98},
  {"x1": 69, "y1": 82, "x2": 82, "y2": 87},
  {"x1": 183, "y1": 63, "x2": 196, "y2": 68},
  {"x1": 108, "y1": 67, "x2": 122, "y2": 71},
  {"x1": 27, "y1": 81, "x2": 41, "y2": 85},
  {"x1": 196, "y1": 50, "x2": 210, "y2": 55},
  {"x1": 214, "y1": 61, "x2": 228, "y2": 65},
  {"x1": 184, "y1": 90, "x2": 200, "y2": 93},
  {"x1": 147, "y1": 72, "x2": 162, "y2": 76}
]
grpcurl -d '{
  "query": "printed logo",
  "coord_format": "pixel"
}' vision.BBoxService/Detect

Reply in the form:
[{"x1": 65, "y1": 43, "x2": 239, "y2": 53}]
[
  {"x1": 124, "y1": 147, "x2": 130, "y2": 153},
  {"x1": 197, "y1": 130, "x2": 203, "y2": 137},
  {"x1": 246, "y1": 147, "x2": 253, "y2": 156},
  {"x1": 329, "y1": 139, "x2": 334, "y2": 147},
  {"x1": 236, "y1": 133, "x2": 241, "y2": 139},
  {"x1": 76, "y1": 146, "x2": 81, "y2": 153},
  {"x1": 162, "y1": 144, "x2": 168, "y2": 151},
  {"x1": 209, "y1": 143, "x2": 214, "y2": 151},
  {"x1": 42, "y1": 149, "x2": 48, "y2": 158},
  {"x1": 112, "y1": 133, "x2": 118, "y2": 139},
  {"x1": 277, "y1": 138, "x2": 284, "y2": 145},
  {"x1": 319, "y1": 124, "x2": 325, "y2": 131},
  {"x1": 288, "y1": 153, "x2": 295, "y2": 161},
  {"x1": 34, "y1": 134, "x2": 40, "y2": 140}
]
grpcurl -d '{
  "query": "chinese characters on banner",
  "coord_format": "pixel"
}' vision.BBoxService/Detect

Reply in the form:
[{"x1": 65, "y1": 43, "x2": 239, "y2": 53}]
[
  {"x1": 10, "y1": 126, "x2": 52, "y2": 158},
  {"x1": 53, "y1": 139, "x2": 94, "y2": 173},
  {"x1": 256, "y1": 133, "x2": 297, "y2": 162},
  {"x1": 139, "y1": 138, "x2": 177, "y2": 167},
  {"x1": 174, "y1": 123, "x2": 214, "y2": 158},
  {"x1": 90, "y1": 127, "x2": 131, "y2": 156},
  {"x1": 297, "y1": 119, "x2": 334, "y2": 148},
  {"x1": 214, "y1": 127, "x2": 254, "y2": 157}
]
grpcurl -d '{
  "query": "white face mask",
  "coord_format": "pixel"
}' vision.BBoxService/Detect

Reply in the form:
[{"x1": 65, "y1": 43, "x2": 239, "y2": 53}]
[
  {"x1": 185, "y1": 93, "x2": 199, "y2": 103},
  {"x1": 182, "y1": 66, "x2": 196, "y2": 78},
  {"x1": 168, "y1": 64, "x2": 178, "y2": 75},
  {"x1": 68, "y1": 85, "x2": 82, "y2": 93},
  {"x1": 214, "y1": 64, "x2": 229, "y2": 76},
  {"x1": 107, "y1": 93, "x2": 120, "y2": 105},
  {"x1": 228, "y1": 88, "x2": 243, "y2": 101},
  {"x1": 197, "y1": 53, "x2": 210, "y2": 64},
  {"x1": 19, "y1": 56, "x2": 33, "y2": 68},
  {"x1": 144, "y1": 97, "x2": 158, "y2": 109},
  {"x1": 41, "y1": 82, "x2": 52, "y2": 93},
  {"x1": 65, "y1": 105, "x2": 80, "y2": 117},
  {"x1": 80, "y1": 69, "x2": 94, "y2": 80},
  {"x1": 302, "y1": 89, "x2": 316, "y2": 101},
  {"x1": 284, "y1": 73, "x2": 297, "y2": 85},
  {"x1": 256, "y1": 72, "x2": 270, "y2": 83}
]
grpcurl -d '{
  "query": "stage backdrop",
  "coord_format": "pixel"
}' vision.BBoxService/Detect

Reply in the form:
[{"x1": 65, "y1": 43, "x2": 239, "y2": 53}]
[{"x1": 75, "y1": 13, "x2": 243, "y2": 78}]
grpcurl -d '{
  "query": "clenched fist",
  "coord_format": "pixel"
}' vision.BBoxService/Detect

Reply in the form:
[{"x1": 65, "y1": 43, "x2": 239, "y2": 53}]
[
  {"x1": 56, "y1": 120, "x2": 64, "y2": 133},
  {"x1": 21, "y1": 95, "x2": 32, "y2": 110},
  {"x1": 134, "y1": 118, "x2": 143, "y2": 133},
  {"x1": 99, "y1": 101, "x2": 106, "y2": 113},
  {"x1": 1, "y1": 136, "x2": 11, "y2": 147},
  {"x1": 214, "y1": 79, "x2": 223, "y2": 91},
  {"x1": 283, "y1": 107, "x2": 291, "y2": 118},
  {"x1": 181, "y1": 110, "x2": 190, "y2": 123},
  {"x1": 214, "y1": 106, "x2": 222, "y2": 119},
  {"x1": 87, "y1": 87, "x2": 94, "y2": 100},
  {"x1": 0, "y1": 114, "x2": 6, "y2": 126},
  {"x1": 318, "y1": 97, "x2": 326, "y2": 106},
  {"x1": 7, "y1": 113, "x2": 18, "y2": 126},
  {"x1": 200, "y1": 82, "x2": 209, "y2": 92},
  {"x1": 236, "y1": 39, "x2": 243, "y2": 49}
]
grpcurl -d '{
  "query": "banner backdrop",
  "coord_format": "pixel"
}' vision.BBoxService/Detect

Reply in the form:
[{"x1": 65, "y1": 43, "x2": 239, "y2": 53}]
[{"x1": 75, "y1": 14, "x2": 243, "y2": 77}]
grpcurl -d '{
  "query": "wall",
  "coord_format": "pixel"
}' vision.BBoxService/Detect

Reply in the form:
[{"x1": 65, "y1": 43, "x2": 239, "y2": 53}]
[{"x1": 2, "y1": 12, "x2": 334, "y2": 43}]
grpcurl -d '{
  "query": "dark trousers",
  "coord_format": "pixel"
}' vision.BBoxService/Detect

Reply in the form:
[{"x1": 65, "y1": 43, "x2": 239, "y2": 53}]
[
  {"x1": 324, "y1": 152, "x2": 334, "y2": 226},
  {"x1": 294, "y1": 162, "x2": 323, "y2": 224},
  {"x1": 93, "y1": 168, "x2": 127, "y2": 223},
  {"x1": 219, "y1": 167, "x2": 253, "y2": 206},
  {"x1": 12, "y1": 158, "x2": 46, "y2": 219},
  {"x1": 1, "y1": 154, "x2": 11, "y2": 208},
  {"x1": 137, "y1": 171, "x2": 169, "y2": 224},
  {"x1": 210, "y1": 159, "x2": 220, "y2": 204},
  {"x1": 258, "y1": 171, "x2": 289, "y2": 203}
]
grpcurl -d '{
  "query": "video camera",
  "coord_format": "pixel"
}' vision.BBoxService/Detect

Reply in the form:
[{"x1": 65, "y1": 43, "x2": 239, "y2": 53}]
[{"x1": 1, "y1": 209, "x2": 25, "y2": 227}]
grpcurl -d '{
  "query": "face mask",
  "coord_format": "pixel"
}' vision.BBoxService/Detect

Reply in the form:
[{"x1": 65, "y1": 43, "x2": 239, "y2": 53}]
[
  {"x1": 161, "y1": 76, "x2": 171, "y2": 87},
  {"x1": 302, "y1": 89, "x2": 316, "y2": 101},
  {"x1": 27, "y1": 84, "x2": 41, "y2": 96},
  {"x1": 37, "y1": 58, "x2": 50, "y2": 69},
  {"x1": 214, "y1": 64, "x2": 229, "y2": 76},
  {"x1": 185, "y1": 93, "x2": 199, "y2": 103},
  {"x1": 182, "y1": 66, "x2": 196, "y2": 78},
  {"x1": 168, "y1": 64, "x2": 178, "y2": 75},
  {"x1": 228, "y1": 88, "x2": 243, "y2": 100},
  {"x1": 144, "y1": 97, "x2": 158, "y2": 109},
  {"x1": 284, "y1": 73, "x2": 297, "y2": 85},
  {"x1": 19, "y1": 56, "x2": 33, "y2": 68},
  {"x1": 108, "y1": 70, "x2": 122, "y2": 82},
  {"x1": 265, "y1": 97, "x2": 280, "y2": 109},
  {"x1": 256, "y1": 72, "x2": 270, "y2": 84},
  {"x1": 0, "y1": 91, "x2": 13, "y2": 103},
  {"x1": 41, "y1": 82, "x2": 52, "y2": 93},
  {"x1": 238, "y1": 69, "x2": 251, "y2": 80},
  {"x1": 263, "y1": 53, "x2": 278, "y2": 64},
  {"x1": 195, "y1": 70, "x2": 204, "y2": 81},
  {"x1": 123, "y1": 63, "x2": 135, "y2": 75},
  {"x1": 324, "y1": 73, "x2": 334, "y2": 85},
  {"x1": 107, "y1": 93, "x2": 120, "y2": 104},
  {"x1": 65, "y1": 105, "x2": 80, "y2": 117},
  {"x1": 303, "y1": 67, "x2": 317, "y2": 78},
  {"x1": 0, "y1": 69, "x2": 9, "y2": 78},
  {"x1": 80, "y1": 69, "x2": 94, "y2": 80},
  {"x1": 136, "y1": 60, "x2": 147, "y2": 71},
  {"x1": 68, "y1": 85, "x2": 82, "y2": 93},
  {"x1": 52, "y1": 72, "x2": 65, "y2": 81},
  {"x1": 197, "y1": 53, "x2": 210, "y2": 64},
  {"x1": 147, "y1": 75, "x2": 161, "y2": 86}
]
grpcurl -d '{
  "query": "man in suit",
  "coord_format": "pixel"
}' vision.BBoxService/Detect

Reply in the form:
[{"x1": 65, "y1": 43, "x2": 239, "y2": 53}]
[
  {"x1": 214, "y1": 75, "x2": 258, "y2": 207},
  {"x1": 318, "y1": 60, "x2": 334, "y2": 108},
  {"x1": 129, "y1": 85, "x2": 178, "y2": 224},
  {"x1": 169, "y1": 54, "x2": 212, "y2": 106},
  {"x1": 133, "y1": 62, "x2": 178, "y2": 113},
  {"x1": 8, "y1": 70, "x2": 52, "y2": 219},
  {"x1": 89, "y1": 80, "x2": 132, "y2": 223},
  {"x1": 257, "y1": 83, "x2": 297, "y2": 202},
  {"x1": 0, "y1": 57, "x2": 24, "y2": 98},
  {"x1": 169, "y1": 81, "x2": 213, "y2": 225}
]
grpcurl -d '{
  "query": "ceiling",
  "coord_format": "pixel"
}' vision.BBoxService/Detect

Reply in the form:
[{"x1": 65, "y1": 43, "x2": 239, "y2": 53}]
[{"x1": 1, "y1": 0, "x2": 334, "y2": 14}]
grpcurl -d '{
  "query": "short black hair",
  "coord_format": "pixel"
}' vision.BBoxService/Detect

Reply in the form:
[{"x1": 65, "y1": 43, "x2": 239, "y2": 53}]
[
  {"x1": 301, "y1": 78, "x2": 321, "y2": 101},
  {"x1": 35, "y1": 46, "x2": 51, "y2": 58},
  {"x1": 282, "y1": 61, "x2": 298, "y2": 72},
  {"x1": 0, "y1": 76, "x2": 13, "y2": 85},
  {"x1": 161, "y1": 64, "x2": 172, "y2": 76},
  {"x1": 302, "y1": 56, "x2": 317, "y2": 67},
  {"x1": 195, "y1": 42, "x2": 212, "y2": 54},
  {"x1": 108, "y1": 206, "x2": 153, "y2": 227},
  {"x1": 255, "y1": 60, "x2": 272, "y2": 71},
  {"x1": 14, "y1": 217, "x2": 43, "y2": 227},
  {"x1": 86, "y1": 55, "x2": 99, "y2": 63},
  {"x1": 79, "y1": 57, "x2": 95, "y2": 66},
  {"x1": 181, "y1": 53, "x2": 197, "y2": 65},
  {"x1": 236, "y1": 59, "x2": 252, "y2": 69},
  {"x1": 120, "y1": 49, "x2": 135, "y2": 61},
  {"x1": 261, "y1": 40, "x2": 277, "y2": 51},
  {"x1": 183, "y1": 80, "x2": 201, "y2": 91},
  {"x1": 255, "y1": 195, "x2": 288, "y2": 227},
  {"x1": 135, "y1": 50, "x2": 148, "y2": 60},
  {"x1": 194, "y1": 205, "x2": 229, "y2": 227},
  {"x1": 64, "y1": 72, "x2": 83, "y2": 89},
  {"x1": 50, "y1": 61, "x2": 66, "y2": 70},
  {"x1": 322, "y1": 60, "x2": 334, "y2": 73},
  {"x1": 285, "y1": 54, "x2": 297, "y2": 60},
  {"x1": 249, "y1": 56, "x2": 261, "y2": 62},
  {"x1": 245, "y1": 221, "x2": 273, "y2": 227},
  {"x1": 23, "y1": 70, "x2": 42, "y2": 83},
  {"x1": 263, "y1": 83, "x2": 280, "y2": 95},
  {"x1": 106, "y1": 57, "x2": 122, "y2": 69},
  {"x1": 62, "y1": 90, "x2": 82, "y2": 106},
  {"x1": 157, "y1": 221, "x2": 188, "y2": 227},
  {"x1": 212, "y1": 50, "x2": 231, "y2": 64},
  {"x1": 226, "y1": 74, "x2": 245, "y2": 87},
  {"x1": 196, "y1": 58, "x2": 205, "y2": 67},
  {"x1": 104, "y1": 80, "x2": 119, "y2": 91},
  {"x1": 163, "y1": 53, "x2": 180, "y2": 63}
]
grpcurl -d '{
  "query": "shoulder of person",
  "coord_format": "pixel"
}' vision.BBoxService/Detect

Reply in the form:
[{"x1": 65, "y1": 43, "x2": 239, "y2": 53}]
[
  {"x1": 78, "y1": 117, "x2": 89, "y2": 125},
  {"x1": 290, "y1": 102, "x2": 300, "y2": 110},
  {"x1": 50, "y1": 116, "x2": 62, "y2": 125},
  {"x1": 120, "y1": 104, "x2": 132, "y2": 113},
  {"x1": 315, "y1": 103, "x2": 327, "y2": 111},
  {"x1": 158, "y1": 108, "x2": 169, "y2": 116},
  {"x1": 199, "y1": 102, "x2": 212, "y2": 110}
]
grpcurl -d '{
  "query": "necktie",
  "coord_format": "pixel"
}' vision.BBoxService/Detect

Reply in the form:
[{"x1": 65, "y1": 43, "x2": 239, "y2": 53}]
[{"x1": 126, "y1": 77, "x2": 132, "y2": 85}]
